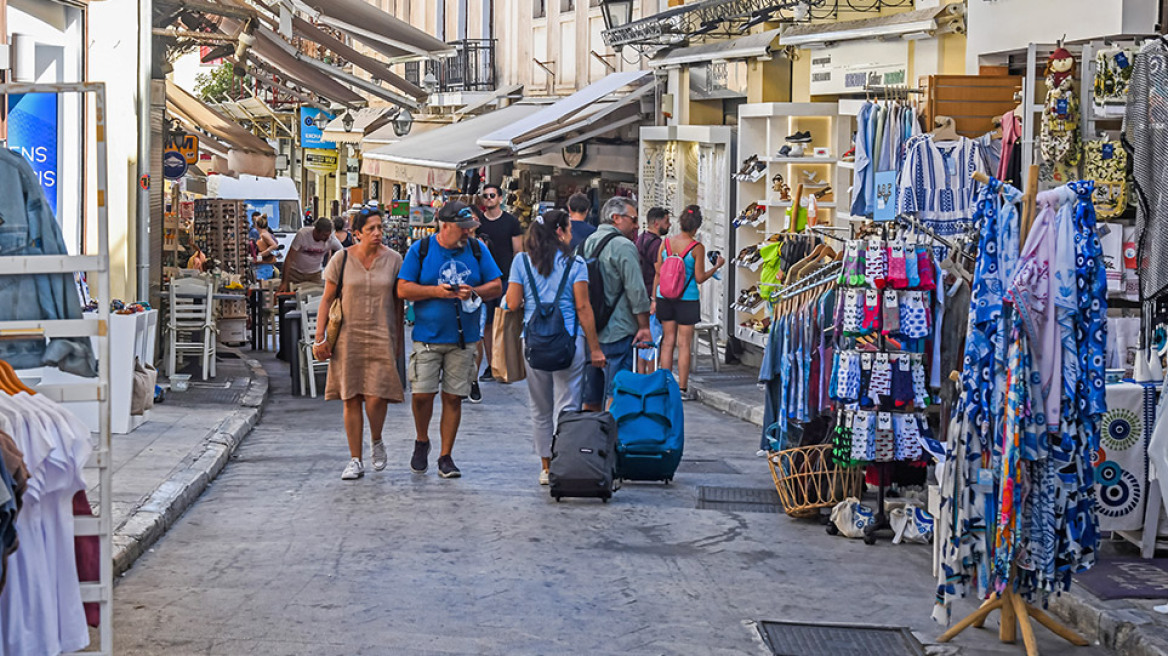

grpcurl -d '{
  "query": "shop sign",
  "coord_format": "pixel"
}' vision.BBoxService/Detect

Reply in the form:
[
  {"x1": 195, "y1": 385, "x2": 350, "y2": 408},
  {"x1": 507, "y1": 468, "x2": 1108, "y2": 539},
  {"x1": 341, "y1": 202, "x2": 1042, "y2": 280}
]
[
  {"x1": 299, "y1": 107, "x2": 336, "y2": 149},
  {"x1": 165, "y1": 133, "x2": 200, "y2": 165},
  {"x1": 7, "y1": 93, "x2": 59, "y2": 216},
  {"x1": 163, "y1": 149, "x2": 189, "y2": 180},
  {"x1": 391, "y1": 200, "x2": 410, "y2": 217},
  {"x1": 562, "y1": 144, "x2": 587, "y2": 169},
  {"x1": 809, "y1": 40, "x2": 909, "y2": 96},
  {"x1": 690, "y1": 61, "x2": 749, "y2": 100},
  {"x1": 304, "y1": 148, "x2": 339, "y2": 173},
  {"x1": 346, "y1": 157, "x2": 359, "y2": 188}
]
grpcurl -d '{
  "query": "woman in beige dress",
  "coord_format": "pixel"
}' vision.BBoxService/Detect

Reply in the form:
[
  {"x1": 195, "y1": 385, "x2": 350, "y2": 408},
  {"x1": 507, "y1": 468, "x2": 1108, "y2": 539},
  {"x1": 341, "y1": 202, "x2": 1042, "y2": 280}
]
[{"x1": 312, "y1": 208, "x2": 405, "y2": 480}]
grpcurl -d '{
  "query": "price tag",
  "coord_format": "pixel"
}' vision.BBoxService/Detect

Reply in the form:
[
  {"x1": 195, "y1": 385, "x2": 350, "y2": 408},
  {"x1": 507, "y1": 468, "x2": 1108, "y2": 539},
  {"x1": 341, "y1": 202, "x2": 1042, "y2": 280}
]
[
  {"x1": 884, "y1": 290, "x2": 899, "y2": 308},
  {"x1": 846, "y1": 289, "x2": 859, "y2": 307},
  {"x1": 862, "y1": 353, "x2": 873, "y2": 371},
  {"x1": 897, "y1": 354, "x2": 911, "y2": 372},
  {"x1": 890, "y1": 239, "x2": 906, "y2": 259},
  {"x1": 876, "y1": 352, "x2": 890, "y2": 367},
  {"x1": 865, "y1": 289, "x2": 880, "y2": 306},
  {"x1": 877, "y1": 412, "x2": 893, "y2": 431}
]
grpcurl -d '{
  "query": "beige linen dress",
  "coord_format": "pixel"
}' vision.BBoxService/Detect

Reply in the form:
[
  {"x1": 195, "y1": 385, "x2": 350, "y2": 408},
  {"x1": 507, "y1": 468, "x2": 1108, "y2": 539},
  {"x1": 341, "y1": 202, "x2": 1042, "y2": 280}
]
[{"x1": 322, "y1": 247, "x2": 405, "y2": 402}]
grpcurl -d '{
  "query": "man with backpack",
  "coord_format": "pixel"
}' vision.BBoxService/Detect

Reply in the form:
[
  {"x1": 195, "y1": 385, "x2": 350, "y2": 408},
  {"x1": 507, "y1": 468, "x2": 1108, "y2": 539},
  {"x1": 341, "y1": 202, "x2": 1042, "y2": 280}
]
[
  {"x1": 397, "y1": 202, "x2": 503, "y2": 478},
  {"x1": 634, "y1": 207, "x2": 669, "y2": 374},
  {"x1": 579, "y1": 197, "x2": 653, "y2": 411}
]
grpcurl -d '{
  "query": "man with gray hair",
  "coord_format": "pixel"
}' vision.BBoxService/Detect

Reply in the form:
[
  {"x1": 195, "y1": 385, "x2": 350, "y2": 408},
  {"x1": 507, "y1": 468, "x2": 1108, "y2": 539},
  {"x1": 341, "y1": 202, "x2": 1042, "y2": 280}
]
[{"x1": 580, "y1": 196, "x2": 653, "y2": 410}]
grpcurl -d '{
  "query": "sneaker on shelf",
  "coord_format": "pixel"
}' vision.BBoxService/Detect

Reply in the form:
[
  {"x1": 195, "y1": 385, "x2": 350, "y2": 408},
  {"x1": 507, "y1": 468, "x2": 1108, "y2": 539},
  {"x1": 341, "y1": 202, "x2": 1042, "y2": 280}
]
[
  {"x1": 341, "y1": 458, "x2": 364, "y2": 480},
  {"x1": 410, "y1": 439, "x2": 431, "y2": 474},
  {"x1": 788, "y1": 144, "x2": 805, "y2": 158},
  {"x1": 371, "y1": 440, "x2": 387, "y2": 471},
  {"x1": 480, "y1": 371, "x2": 496, "y2": 382},
  {"x1": 841, "y1": 146, "x2": 856, "y2": 162},
  {"x1": 785, "y1": 130, "x2": 813, "y2": 143},
  {"x1": 437, "y1": 455, "x2": 462, "y2": 479},
  {"x1": 469, "y1": 381, "x2": 483, "y2": 404},
  {"x1": 539, "y1": 469, "x2": 550, "y2": 486},
  {"x1": 777, "y1": 145, "x2": 792, "y2": 157}
]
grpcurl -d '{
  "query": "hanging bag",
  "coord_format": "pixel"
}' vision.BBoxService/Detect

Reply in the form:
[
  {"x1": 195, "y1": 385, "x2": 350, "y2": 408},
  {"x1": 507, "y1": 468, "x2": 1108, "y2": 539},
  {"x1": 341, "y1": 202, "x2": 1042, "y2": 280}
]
[
  {"x1": 325, "y1": 250, "x2": 349, "y2": 350},
  {"x1": 522, "y1": 254, "x2": 577, "y2": 372},
  {"x1": 491, "y1": 304, "x2": 527, "y2": 383},
  {"x1": 658, "y1": 239, "x2": 698, "y2": 300}
]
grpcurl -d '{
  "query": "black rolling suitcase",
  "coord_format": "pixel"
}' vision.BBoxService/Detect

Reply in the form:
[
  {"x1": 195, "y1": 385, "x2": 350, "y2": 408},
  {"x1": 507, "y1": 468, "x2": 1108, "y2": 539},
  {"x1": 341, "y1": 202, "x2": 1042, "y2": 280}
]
[{"x1": 548, "y1": 411, "x2": 619, "y2": 502}]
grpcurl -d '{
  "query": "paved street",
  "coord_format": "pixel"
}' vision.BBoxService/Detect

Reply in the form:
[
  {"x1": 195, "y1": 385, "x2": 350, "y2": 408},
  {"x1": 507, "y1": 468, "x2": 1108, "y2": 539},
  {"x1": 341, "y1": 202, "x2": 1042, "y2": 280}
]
[{"x1": 112, "y1": 354, "x2": 1115, "y2": 655}]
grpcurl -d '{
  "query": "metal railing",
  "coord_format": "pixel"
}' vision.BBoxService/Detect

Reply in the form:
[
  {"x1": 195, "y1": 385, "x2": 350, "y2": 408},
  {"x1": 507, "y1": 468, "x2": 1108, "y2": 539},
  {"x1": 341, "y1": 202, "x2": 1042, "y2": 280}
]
[{"x1": 405, "y1": 39, "x2": 497, "y2": 93}]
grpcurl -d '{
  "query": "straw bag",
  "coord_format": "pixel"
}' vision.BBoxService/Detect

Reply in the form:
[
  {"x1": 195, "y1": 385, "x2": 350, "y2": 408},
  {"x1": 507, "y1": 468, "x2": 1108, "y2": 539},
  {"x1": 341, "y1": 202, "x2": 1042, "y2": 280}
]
[{"x1": 325, "y1": 251, "x2": 349, "y2": 350}]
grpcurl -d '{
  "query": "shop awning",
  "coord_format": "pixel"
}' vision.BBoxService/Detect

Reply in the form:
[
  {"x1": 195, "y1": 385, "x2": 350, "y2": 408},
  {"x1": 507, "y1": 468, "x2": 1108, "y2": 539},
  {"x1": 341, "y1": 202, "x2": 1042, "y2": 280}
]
[
  {"x1": 477, "y1": 70, "x2": 654, "y2": 152},
  {"x1": 291, "y1": 15, "x2": 427, "y2": 101},
  {"x1": 361, "y1": 121, "x2": 404, "y2": 151},
  {"x1": 780, "y1": 5, "x2": 965, "y2": 47},
  {"x1": 165, "y1": 81, "x2": 276, "y2": 177},
  {"x1": 651, "y1": 28, "x2": 780, "y2": 67},
  {"x1": 322, "y1": 107, "x2": 395, "y2": 145},
  {"x1": 362, "y1": 103, "x2": 546, "y2": 189},
  {"x1": 291, "y1": 0, "x2": 455, "y2": 60}
]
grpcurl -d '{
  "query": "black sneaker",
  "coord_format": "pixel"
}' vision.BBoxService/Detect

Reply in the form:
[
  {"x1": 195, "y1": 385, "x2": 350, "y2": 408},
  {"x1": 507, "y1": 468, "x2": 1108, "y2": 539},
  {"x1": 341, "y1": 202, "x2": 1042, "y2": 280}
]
[
  {"x1": 468, "y1": 381, "x2": 483, "y2": 404},
  {"x1": 410, "y1": 440, "x2": 431, "y2": 473},
  {"x1": 437, "y1": 455, "x2": 462, "y2": 479},
  {"x1": 480, "y1": 371, "x2": 495, "y2": 382}
]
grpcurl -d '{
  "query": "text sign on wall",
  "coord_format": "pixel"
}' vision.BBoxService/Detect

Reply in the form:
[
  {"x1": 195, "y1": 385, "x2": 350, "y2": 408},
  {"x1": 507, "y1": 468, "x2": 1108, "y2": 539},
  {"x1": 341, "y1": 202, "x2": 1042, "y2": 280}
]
[
  {"x1": 8, "y1": 93, "x2": 59, "y2": 216},
  {"x1": 808, "y1": 40, "x2": 910, "y2": 96},
  {"x1": 299, "y1": 107, "x2": 337, "y2": 150}
]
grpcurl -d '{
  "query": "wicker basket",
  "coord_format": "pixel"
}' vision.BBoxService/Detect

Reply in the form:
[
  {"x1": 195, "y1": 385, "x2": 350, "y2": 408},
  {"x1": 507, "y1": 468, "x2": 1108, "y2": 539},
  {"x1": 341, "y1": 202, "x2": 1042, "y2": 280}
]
[{"x1": 767, "y1": 444, "x2": 864, "y2": 519}]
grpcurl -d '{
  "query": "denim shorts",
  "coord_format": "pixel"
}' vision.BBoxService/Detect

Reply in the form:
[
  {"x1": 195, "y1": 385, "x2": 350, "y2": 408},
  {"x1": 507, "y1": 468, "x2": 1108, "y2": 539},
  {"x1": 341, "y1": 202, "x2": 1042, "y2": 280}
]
[{"x1": 581, "y1": 335, "x2": 636, "y2": 406}]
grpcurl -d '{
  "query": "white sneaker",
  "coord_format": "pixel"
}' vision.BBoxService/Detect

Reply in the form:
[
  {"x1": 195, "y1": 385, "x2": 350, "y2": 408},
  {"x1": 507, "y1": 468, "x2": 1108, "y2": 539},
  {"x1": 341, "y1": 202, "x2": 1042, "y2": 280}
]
[
  {"x1": 539, "y1": 469, "x2": 550, "y2": 486},
  {"x1": 341, "y1": 458, "x2": 364, "y2": 480},
  {"x1": 371, "y1": 441, "x2": 387, "y2": 471}
]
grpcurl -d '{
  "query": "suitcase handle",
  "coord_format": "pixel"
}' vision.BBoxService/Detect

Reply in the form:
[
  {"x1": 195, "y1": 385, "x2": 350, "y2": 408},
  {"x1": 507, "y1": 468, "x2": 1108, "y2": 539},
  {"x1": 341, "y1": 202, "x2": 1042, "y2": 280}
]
[{"x1": 620, "y1": 452, "x2": 666, "y2": 461}]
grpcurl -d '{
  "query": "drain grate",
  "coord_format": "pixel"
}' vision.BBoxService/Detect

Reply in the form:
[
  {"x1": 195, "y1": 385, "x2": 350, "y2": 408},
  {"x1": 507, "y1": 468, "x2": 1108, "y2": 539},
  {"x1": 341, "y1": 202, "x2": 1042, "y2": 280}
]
[
  {"x1": 758, "y1": 621, "x2": 925, "y2": 656},
  {"x1": 696, "y1": 486, "x2": 781, "y2": 513},
  {"x1": 168, "y1": 377, "x2": 248, "y2": 405},
  {"x1": 676, "y1": 459, "x2": 739, "y2": 475}
]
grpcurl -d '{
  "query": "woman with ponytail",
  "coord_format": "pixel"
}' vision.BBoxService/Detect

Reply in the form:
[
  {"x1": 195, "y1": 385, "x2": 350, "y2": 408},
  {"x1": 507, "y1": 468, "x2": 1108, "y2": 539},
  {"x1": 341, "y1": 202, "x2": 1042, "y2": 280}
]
[{"x1": 504, "y1": 210, "x2": 606, "y2": 484}]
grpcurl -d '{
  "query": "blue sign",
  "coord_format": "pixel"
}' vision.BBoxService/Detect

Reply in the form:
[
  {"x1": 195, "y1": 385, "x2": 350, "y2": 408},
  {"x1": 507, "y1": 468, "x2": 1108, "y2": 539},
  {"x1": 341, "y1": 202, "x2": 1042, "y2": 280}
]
[
  {"x1": 873, "y1": 170, "x2": 897, "y2": 221},
  {"x1": 7, "y1": 93, "x2": 59, "y2": 216},
  {"x1": 300, "y1": 107, "x2": 336, "y2": 150},
  {"x1": 163, "y1": 149, "x2": 189, "y2": 180}
]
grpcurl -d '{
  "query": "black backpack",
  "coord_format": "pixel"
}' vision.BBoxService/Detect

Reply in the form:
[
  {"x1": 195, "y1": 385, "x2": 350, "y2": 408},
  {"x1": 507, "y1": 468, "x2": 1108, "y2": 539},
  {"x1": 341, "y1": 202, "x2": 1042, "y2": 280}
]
[
  {"x1": 576, "y1": 233, "x2": 622, "y2": 335},
  {"x1": 418, "y1": 234, "x2": 483, "y2": 263},
  {"x1": 521, "y1": 254, "x2": 576, "y2": 371}
]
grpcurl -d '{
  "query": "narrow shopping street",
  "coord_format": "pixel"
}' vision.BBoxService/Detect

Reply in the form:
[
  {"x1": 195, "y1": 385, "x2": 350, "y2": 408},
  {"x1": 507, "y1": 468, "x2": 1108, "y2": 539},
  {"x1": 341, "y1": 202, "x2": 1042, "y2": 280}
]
[{"x1": 109, "y1": 355, "x2": 1112, "y2": 656}]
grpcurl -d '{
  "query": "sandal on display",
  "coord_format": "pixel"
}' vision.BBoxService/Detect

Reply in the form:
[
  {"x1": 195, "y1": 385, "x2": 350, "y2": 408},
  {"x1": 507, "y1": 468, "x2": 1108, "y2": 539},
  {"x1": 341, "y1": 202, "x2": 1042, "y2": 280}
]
[{"x1": 814, "y1": 186, "x2": 833, "y2": 200}]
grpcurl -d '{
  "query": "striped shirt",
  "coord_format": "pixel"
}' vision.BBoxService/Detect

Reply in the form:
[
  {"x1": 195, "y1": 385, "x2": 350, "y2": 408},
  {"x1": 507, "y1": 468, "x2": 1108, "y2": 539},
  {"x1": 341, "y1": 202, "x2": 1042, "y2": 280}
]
[{"x1": 896, "y1": 135, "x2": 986, "y2": 234}]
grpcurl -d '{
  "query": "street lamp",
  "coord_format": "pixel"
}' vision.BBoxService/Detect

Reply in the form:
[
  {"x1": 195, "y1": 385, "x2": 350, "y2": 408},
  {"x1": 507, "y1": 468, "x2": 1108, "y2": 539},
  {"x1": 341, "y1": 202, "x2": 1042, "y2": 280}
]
[
  {"x1": 341, "y1": 111, "x2": 355, "y2": 132},
  {"x1": 600, "y1": 0, "x2": 634, "y2": 31},
  {"x1": 312, "y1": 112, "x2": 330, "y2": 130},
  {"x1": 422, "y1": 72, "x2": 438, "y2": 94}
]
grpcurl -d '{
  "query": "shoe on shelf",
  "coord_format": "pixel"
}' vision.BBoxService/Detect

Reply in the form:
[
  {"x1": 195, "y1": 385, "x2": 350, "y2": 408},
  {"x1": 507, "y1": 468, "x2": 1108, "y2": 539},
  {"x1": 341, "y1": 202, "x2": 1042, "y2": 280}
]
[
  {"x1": 469, "y1": 381, "x2": 483, "y2": 404},
  {"x1": 785, "y1": 130, "x2": 813, "y2": 143},
  {"x1": 480, "y1": 371, "x2": 495, "y2": 382},
  {"x1": 371, "y1": 440, "x2": 387, "y2": 471},
  {"x1": 800, "y1": 170, "x2": 828, "y2": 187},
  {"x1": 777, "y1": 145, "x2": 792, "y2": 157},
  {"x1": 341, "y1": 458, "x2": 364, "y2": 480},
  {"x1": 410, "y1": 439, "x2": 431, "y2": 473},
  {"x1": 841, "y1": 146, "x2": 856, "y2": 162},
  {"x1": 438, "y1": 455, "x2": 462, "y2": 479},
  {"x1": 814, "y1": 186, "x2": 833, "y2": 200},
  {"x1": 539, "y1": 469, "x2": 550, "y2": 486},
  {"x1": 788, "y1": 144, "x2": 805, "y2": 158}
]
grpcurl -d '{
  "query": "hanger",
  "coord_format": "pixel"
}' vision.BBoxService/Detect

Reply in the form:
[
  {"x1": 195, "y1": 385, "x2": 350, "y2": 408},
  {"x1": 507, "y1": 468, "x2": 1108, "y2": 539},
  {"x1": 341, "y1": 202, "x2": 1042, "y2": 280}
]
[
  {"x1": 990, "y1": 116, "x2": 1003, "y2": 140},
  {"x1": 0, "y1": 359, "x2": 35, "y2": 395},
  {"x1": 931, "y1": 116, "x2": 960, "y2": 142}
]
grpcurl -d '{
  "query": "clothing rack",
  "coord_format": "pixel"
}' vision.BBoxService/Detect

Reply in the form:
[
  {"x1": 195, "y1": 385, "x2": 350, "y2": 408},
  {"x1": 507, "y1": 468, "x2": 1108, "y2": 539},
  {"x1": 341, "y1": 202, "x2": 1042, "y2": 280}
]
[
  {"x1": 778, "y1": 261, "x2": 842, "y2": 300},
  {"x1": 0, "y1": 82, "x2": 114, "y2": 656},
  {"x1": 894, "y1": 213, "x2": 974, "y2": 261}
]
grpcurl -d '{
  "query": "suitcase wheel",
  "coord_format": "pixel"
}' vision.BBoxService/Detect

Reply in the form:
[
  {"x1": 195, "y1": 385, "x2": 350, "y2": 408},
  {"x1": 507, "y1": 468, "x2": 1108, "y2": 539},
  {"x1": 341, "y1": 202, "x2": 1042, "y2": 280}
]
[{"x1": 601, "y1": 497, "x2": 609, "y2": 504}]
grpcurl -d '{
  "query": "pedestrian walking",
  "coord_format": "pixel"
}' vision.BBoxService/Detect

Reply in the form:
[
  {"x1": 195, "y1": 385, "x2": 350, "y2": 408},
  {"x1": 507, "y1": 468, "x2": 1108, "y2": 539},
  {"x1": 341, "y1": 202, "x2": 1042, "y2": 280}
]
[
  {"x1": 580, "y1": 197, "x2": 653, "y2": 411},
  {"x1": 279, "y1": 217, "x2": 342, "y2": 291},
  {"x1": 397, "y1": 201, "x2": 503, "y2": 478},
  {"x1": 566, "y1": 191, "x2": 596, "y2": 250},
  {"x1": 652, "y1": 205, "x2": 724, "y2": 397},
  {"x1": 504, "y1": 210, "x2": 606, "y2": 485},
  {"x1": 251, "y1": 215, "x2": 280, "y2": 281},
  {"x1": 474, "y1": 184, "x2": 524, "y2": 383},
  {"x1": 634, "y1": 207, "x2": 670, "y2": 373},
  {"x1": 333, "y1": 216, "x2": 355, "y2": 248},
  {"x1": 311, "y1": 208, "x2": 405, "y2": 480}
]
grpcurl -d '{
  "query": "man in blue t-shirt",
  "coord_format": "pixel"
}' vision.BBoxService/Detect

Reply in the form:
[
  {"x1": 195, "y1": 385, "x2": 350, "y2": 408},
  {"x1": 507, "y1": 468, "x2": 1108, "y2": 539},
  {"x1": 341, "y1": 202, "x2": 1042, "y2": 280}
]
[{"x1": 397, "y1": 201, "x2": 503, "y2": 479}]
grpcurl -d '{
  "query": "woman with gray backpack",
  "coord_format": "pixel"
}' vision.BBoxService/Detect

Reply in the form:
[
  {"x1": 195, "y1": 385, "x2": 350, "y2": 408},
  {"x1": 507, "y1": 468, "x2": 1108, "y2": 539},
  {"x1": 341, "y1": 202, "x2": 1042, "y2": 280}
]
[{"x1": 504, "y1": 210, "x2": 607, "y2": 485}]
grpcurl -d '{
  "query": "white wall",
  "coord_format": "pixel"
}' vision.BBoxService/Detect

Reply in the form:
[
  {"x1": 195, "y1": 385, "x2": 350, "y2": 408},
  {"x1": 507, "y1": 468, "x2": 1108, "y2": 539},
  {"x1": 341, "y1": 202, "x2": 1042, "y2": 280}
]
[{"x1": 966, "y1": 0, "x2": 1159, "y2": 70}]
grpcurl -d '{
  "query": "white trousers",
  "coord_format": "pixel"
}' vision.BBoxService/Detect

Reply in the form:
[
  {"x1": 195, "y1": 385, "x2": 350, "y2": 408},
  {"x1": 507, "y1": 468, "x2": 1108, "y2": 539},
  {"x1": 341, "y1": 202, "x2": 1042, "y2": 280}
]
[{"x1": 526, "y1": 334, "x2": 587, "y2": 459}]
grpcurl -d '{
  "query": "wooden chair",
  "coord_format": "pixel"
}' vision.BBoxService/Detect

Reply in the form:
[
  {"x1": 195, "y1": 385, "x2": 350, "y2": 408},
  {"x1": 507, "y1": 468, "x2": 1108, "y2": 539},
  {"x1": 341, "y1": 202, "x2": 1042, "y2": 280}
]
[{"x1": 167, "y1": 277, "x2": 217, "y2": 380}]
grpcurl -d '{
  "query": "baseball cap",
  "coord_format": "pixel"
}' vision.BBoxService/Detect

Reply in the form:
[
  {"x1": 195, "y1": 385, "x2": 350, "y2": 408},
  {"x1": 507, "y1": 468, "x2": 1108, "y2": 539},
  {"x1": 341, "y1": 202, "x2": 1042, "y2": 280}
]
[{"x1": 437, "y1": 201, "x2": 480, "y2": 229}]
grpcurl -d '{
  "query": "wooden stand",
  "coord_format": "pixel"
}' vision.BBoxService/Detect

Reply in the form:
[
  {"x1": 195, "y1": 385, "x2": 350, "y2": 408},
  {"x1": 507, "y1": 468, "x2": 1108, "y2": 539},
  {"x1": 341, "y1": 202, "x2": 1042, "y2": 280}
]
[{"x1": 936, "y1": 584, "x2": 1089, "y2": 656}]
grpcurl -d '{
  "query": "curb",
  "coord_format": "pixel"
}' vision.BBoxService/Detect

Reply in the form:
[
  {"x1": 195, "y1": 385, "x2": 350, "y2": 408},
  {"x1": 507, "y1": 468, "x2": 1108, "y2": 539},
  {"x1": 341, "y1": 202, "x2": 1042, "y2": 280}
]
[
  {"x1": 112, "y1": 353, "x2": 269, "y2": 576},
  {"x1": 690, "y1": 376, "x2": 1168, "y2": 655}
]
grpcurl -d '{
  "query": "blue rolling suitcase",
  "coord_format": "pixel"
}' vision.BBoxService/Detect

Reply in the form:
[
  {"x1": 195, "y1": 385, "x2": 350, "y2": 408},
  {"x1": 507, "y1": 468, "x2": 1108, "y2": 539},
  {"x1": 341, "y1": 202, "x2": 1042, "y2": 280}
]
[{"x1": 610, "y1": 369, "x2": 684, "y2": 483}]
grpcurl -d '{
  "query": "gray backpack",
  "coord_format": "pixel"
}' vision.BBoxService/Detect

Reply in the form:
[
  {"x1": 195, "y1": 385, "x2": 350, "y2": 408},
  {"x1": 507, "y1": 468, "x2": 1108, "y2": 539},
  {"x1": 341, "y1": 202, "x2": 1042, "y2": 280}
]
[{"x1": 549, "y1": 411, "x2": 619, "y2": 502}]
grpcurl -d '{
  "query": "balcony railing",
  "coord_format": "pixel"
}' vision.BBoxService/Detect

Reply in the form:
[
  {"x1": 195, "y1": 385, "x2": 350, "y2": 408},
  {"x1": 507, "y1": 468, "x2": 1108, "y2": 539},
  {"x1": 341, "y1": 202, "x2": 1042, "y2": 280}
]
[{"x1": 405, "y1": 39, "x2": 497, "y2": 93}]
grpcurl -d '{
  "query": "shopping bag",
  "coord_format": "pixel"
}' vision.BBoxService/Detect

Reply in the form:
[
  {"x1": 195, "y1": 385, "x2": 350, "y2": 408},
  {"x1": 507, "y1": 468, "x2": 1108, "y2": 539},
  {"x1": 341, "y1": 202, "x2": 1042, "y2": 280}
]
[
  {"x1": 131, "y1": 357, "x2": 158, "y2": 416},
  {"x1": 491, "y1": 307, "x2": 526, "y2": 383}
]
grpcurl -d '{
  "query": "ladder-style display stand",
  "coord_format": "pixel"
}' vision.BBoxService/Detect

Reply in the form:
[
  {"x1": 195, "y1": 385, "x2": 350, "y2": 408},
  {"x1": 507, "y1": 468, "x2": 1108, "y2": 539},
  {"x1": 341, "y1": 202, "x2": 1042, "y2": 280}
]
[
  {"x1": 0, "y1": 82, "x2": 114, "y2": 655},
  {"x1": 937, "y1": 581, "x2": 1089, "y2": 656}
]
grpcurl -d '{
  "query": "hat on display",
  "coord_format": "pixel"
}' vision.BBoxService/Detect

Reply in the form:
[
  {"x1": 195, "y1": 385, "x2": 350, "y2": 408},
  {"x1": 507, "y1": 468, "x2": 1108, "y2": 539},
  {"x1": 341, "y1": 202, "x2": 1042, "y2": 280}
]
[{"x1": 437, "y1": 201, "x2": 480, "y2": 229}]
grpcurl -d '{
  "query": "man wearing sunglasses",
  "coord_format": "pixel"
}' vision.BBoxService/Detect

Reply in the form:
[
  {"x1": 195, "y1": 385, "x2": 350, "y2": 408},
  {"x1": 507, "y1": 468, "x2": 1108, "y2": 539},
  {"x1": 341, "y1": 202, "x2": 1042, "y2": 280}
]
[
  {"x1": 398, "y1": 201, "x2": 503, "y2": 478},
  {"x1": 474, "y1": 184, "x2": 524, "y2": 382}
]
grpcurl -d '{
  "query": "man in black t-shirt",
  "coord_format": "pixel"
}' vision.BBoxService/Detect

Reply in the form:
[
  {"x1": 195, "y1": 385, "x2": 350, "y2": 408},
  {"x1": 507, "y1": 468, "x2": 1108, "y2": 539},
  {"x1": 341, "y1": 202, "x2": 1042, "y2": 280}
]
[{"x1": 475, "y1": 183, "x2": 525, "y2": 381}]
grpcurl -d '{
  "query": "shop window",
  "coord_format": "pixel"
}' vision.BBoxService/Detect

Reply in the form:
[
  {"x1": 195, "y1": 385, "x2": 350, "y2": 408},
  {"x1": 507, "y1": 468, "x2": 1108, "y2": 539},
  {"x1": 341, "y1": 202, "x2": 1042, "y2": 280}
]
[
  {"x1": 589, "y1": 0, "x2": 601, "y2": 6},
  {"x1": 534, "y1": 0, "x2": 546, "y2": 18},
  {"x1": 561, "y1": 0, "x2": 574, "y2": 11}
]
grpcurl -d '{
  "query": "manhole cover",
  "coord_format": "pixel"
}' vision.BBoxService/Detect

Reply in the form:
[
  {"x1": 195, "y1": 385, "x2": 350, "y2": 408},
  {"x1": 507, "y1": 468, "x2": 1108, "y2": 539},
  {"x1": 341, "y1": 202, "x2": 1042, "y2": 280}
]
[
  {"x1": 758, "y1": 621, "x2": 925, "y2": 656},
  {"x1": 696, "y1": 486, "x2": 781, "y2": 513},
  {"x1": 677, "y1": 459, "x2": 739, "y2": 474}
]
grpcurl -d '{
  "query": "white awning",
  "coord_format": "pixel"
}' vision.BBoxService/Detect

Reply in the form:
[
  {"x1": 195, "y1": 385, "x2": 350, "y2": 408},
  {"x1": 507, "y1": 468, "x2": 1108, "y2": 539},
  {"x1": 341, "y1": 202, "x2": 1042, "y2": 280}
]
[
  {"x1": 477, "y1": 70, "x2": 655, "y2": 150},
  {"x1": 780, "y1": 5, "x2": 965, "y2": 47},
  {"x1": 292, "y1": 0, "x2": 454, "y2": 59},
  {"x1": 651, "y1": 29, "x2": 780, "y2": 67},
  {"x1": 362, "y1": 103, "x2": 546, "y2": 189},
  {"x1": 322, "y1": 108, "x2": 395, "y2": 145}
]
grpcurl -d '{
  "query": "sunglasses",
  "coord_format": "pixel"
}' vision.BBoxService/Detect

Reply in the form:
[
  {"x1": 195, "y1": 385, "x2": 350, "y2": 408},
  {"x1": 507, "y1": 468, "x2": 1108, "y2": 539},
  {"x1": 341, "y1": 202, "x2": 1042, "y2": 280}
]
[{"x1": 483, "y1": 193, "x2": 498, "y2": 199}]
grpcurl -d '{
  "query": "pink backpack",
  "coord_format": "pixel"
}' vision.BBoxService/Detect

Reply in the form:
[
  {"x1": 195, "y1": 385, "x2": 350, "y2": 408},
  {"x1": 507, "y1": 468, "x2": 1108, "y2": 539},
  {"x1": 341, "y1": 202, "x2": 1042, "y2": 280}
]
[{"x1": 659, "y1": 239, "x2": 698, "y2": 300}]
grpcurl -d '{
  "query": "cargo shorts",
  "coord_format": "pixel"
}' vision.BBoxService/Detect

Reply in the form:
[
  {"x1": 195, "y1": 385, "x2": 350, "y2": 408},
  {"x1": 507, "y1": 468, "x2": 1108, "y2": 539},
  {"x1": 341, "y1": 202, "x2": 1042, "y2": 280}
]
[{"x1": 409, "y1": 341, "x2": 477, "y2": 398}]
